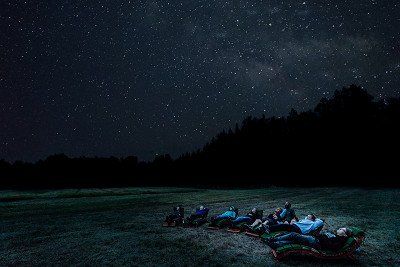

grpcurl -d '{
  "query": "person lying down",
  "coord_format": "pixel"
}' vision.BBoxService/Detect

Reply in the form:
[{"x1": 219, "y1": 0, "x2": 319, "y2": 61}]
[
  {"x1": 247, "y1": 202, "x2": 298, "y2": 231},
  {"x1": 266, "y1": 227, "x2": 353, "y2": 251},
  {"x1": 263, "y1": 214, "x2": 324, "y2": 235},
  {"x1": 209, "y1": 206, "x2": 239, "y2": 226},
  {"x1": 248, "y1": 207, "x2": 283, "y2": 231},
  {"x1": 231, "y1": 208, "x2": 262, "y2": 227},
  {"x1": 184, "y1": 205, "x2": 209, "y2": 226},
  {"x1": 164, "y1": 205, "x2": 185, "y2": 226}
]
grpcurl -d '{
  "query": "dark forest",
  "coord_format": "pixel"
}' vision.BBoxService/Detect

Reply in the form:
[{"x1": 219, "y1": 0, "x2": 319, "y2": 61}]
[{"x1": 1, "y1": 85, "x2": 399, "y2": 189}]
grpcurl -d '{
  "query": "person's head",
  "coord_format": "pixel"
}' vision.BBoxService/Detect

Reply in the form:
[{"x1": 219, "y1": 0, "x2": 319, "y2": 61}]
[
  {"x1": 284, "y1": 202, "x2": 291, "y2": 209},
  {"x1": 199, "y1": 205, "x2": 204, "y2": 210},
  {"x1": 274, "y1": 207, "x2": 282, "y2": 215},
  {"x1": 251, "y1": 208, "x2": 257, "y2": 213},
  {"x1": 306, "y1": 214, "x2": 316, "y2": 221},
  {"x1": 229, "y1": 206, "x2": 238, "y2": 213},
  {"x1": 336, "y1": 227, "x2": 352, "y2": 237}
]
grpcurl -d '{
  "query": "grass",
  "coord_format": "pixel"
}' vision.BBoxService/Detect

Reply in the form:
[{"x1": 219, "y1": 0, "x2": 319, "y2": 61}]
[{"x1": 1, "y1": 187, "x2": 399, "y2": 265}]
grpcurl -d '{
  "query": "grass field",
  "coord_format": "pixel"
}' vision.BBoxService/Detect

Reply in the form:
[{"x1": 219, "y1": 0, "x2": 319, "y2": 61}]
[{"x1": 1, "y1": 187, "x2": 400, "y2": 265}]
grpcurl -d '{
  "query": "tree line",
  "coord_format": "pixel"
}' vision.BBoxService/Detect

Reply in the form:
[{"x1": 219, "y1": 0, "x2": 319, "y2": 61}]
[{"x1": 1, "y1": 85, "x2": 399, "y2": 189}]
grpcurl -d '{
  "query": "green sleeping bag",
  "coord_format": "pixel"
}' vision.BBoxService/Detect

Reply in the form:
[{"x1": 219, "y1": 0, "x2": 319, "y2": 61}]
[{"x1": 208, "y1": 218, "x2": 232, "y2": 229}]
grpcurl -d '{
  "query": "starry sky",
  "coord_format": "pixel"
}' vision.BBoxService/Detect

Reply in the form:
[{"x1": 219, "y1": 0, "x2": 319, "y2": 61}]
[{"x1": 1, "y1": 0, "x2": 399, "y2": 162}]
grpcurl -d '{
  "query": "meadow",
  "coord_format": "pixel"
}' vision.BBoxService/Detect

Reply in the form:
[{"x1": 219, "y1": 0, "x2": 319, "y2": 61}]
[{"x1": 1, "y1": 187, "x2": 399, "y2": 265}]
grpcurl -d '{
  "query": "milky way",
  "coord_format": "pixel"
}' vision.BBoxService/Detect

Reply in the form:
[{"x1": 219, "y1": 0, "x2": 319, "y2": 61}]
[{"x1": 1, "y1": 0, "x2": 399, "y2": 162}]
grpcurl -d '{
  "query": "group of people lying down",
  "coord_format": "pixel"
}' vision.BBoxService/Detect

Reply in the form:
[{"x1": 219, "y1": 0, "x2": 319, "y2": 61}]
[{"x1": 164, "y1": 202, "x2": 354, "y2": 252}]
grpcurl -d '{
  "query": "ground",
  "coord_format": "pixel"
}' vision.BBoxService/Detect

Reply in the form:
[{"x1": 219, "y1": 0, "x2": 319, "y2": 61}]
[{"x1": 1, "y1": 187, "x2": 399, "y2": 266}]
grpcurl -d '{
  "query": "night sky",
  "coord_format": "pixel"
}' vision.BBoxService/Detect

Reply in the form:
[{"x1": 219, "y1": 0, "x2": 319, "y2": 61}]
[{"x1": 1, "y1": 1, "x2": 399, "y2": 162}]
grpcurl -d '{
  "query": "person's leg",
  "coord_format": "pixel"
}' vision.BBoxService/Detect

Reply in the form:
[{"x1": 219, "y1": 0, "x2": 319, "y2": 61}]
[
  {"x1": 273, "y1": 232, "x2": 319, "y2": 248},
  {"x1": 262, "y1": 218, "x2": 278, "y2": 226},
  {"x1": 271, "y1": 232, "x2": 298, "y2": 242},
  {"x1": 232, "y1": 216, "x2": 242, "y2": 224},
  {"x1": 186, "y1": 214, "x2": 197, "y2": 224},
  {"x1": 293, "y1": 234, "x2": 319, "y2": 248},
  {"x1": 211, "y1": 214, "x2": 229, "y2": 226},
  {"x1": 250, "y1": 219, "x2": 262, "y2": 228},
  {"x1": 232, "y1": 216, "x2": 251, "y2": 225},
  {"x1": 254, "y1": 223, "x2": 266, "y2": 233},
  {"x1": 268, "y1": 224, "x2": 301, "y2": 233},
  {"x1": 215, "y1": 214, "x2": 226, "y2": 220}
]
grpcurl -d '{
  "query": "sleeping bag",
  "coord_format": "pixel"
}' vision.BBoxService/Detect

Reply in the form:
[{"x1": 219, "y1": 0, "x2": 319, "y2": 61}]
[
  {"x1": 184, "y1": 207, "x2": 210, "y2": 227},
  {"x1": 269, "y1": 227, "x2": 365, "y2": 261},
  {"x1": 163, "y1": 206, "x2": 184, "y2": 227},
  {"x1": 208, "y1": 207, "x2": 238, "y2": 229}
]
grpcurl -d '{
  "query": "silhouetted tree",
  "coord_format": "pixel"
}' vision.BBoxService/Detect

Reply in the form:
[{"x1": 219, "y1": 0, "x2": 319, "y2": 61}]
[{"x1": 1, "y1": 85, "x2": 399, "y2": 189}]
